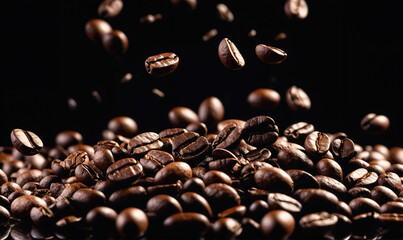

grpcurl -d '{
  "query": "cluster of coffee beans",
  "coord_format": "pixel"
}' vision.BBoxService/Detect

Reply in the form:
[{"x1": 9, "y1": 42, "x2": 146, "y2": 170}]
[{"x1": 1, "y1": 99, "x2": 402, "y2": 239}]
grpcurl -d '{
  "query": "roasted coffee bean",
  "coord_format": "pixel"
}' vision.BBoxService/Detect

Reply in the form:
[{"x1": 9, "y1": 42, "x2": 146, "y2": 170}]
[
  {"x1": 70, "y1": 188, "x2": 106, "y2": 215},
  {"x1": 216, "y1": 3, "x2": 234, "y2": 22},
  {"x1": 335, "y1": 201, "x2": 352, "y2": 217},
  {"x1": 163, "y1": 212, "x2": 209, "y2": 238},
  {"x1": 218, "y1": 38, "x2": 245, "y2": 70},
  {"x1": 218, "y1": 205, "x2": 246, "y2": 220},
  {"x1": 65, "y1": 151, "x2": 89, "y2": 171},
  {"x1": 346, "y1": 159, "x2": 370, "y2": 174},
  {"x1": 0, "y1": 195, "x2": 10, "y2": 210},
  {"x1": 115, "y1": 207, "x2": 148, "y2": 239},
  {"x1": 369, "y1": 159, "x2": 391, "y2": 172},
  {"x1": 108, "y1": 185, "x2": 147, "y2": 211},
  {"x1": 285, "y1": 85, "x2": 311, "y2": 111},
  {"x1": 211, "y1": 217, "x2": 242, "y2": 239},
  {"x1": 98, "y1": 0, "x2": 123, "y2": 18},
  {"x1": 267, "y1": 192, "x2": 302, "y2": 213},
  {"x1": 242, "y1": 116, "x2": 279, "y2": 148},
  {"x1": 205, "y1": 183, "x2": 241, "y2": 214},
  {"x1": 170, "y1": 0, "x2": 197, "y2": 12},
  {"x1": 247, "y1": 88, "x2": 281, "y2": 110},
  {"x1": 107, "y1": 116, "x2": 138, "y2": 138},
  {"x1": 349, "y1": 197, "x2": 381, "y2": 216},
  {"x1": 212, "y1": 124, "x2": 242, "y2": 150},
  {"x1": 16, "y1": 169, "x2": 42, "y2": 187},
  {"x1": 198, "y1": 96, "x2": 225, "y2": 129},
  {"x1": 146, "y1": 194, "x2": 182, "y2": 221},
  {"x1": 304, "y1": 131, "x2": 330, "y2": 157},
  {"x1": 377, "y1": 172, "x2": 402, "y2": 194},
  {"x1": 361, "y1": 113, "x2": 390, "y2": 134},
  {"x1": 209, "y1": 158, "x2": 239, "y2": 174},
  {"x1": 345, "y1": 168, "x2": 378, "y2": 189},
  {"x1": 329, "y1": 213, "x2": 353, "y2": 239},
  {"x1": 248, "y1": 200, "x2": 269, "y2": 222},
  {"x1": 240, "y1": 161, "x2": 272, "y2": 188},
  {"x1": 0, "y1": 170, "x2": 7, "y2": 187},
  {"x1": 128, "y1": 132, "x2": 163, "y2": 156},
  {"x1": 186, "y1": 122, "x2": 208, "y2": 136},
  {"x1": 85, "y1": 19, "x2": 112, "y2": 44},
  {"x1": 106, "y1": 158, "x2": 143, "y2": 182},
  {"x1": 172, "y1": 132, "x2": 209, "y2": 163},
  {"x1": 330, "y1": 137, "x2": 356, "y2": 160},
  {"x1": 11, "y1": 195, "x2": 47, "y2": 218},
  {"x1": 389, "y1": 163, "x2": 403, "y2": 176},
  {"x1": 86, "y1": 206, "x2": 117, "y2": 234},
  {"x1": 154, "y1": 161, "x2": 192, "y2": 185},
  {"x1": 380, "y1": 201, "x2": 403, "y2": 213},
  {"x1": 58, "y1": 182, "x2": 87, "y2": 199},
  {"x1": 277, "y1": 147, "x2": 314, "y2": 172},
  {"x1": 203, "y1": 170, "x2": 232, "y2": 186},
  {"x1": 0, "y1": 206, "x2": 9, "y2": 225},
  {"x1": 145, "y1": 52, "x2": 179, "y2": 77},
  {"x1": 67, "y1": 144, "x2": 95, "y2": 159},
  {"x1": 93, "y1": 149, "x2": 115, "y2": 172},
  {"x1": 75, "y1": 164, "x2": 101, "y2": 186},
  {"x1": 293, "y1": 188, "x2": 339, "y2": 213},
  {"x1": 348, "y1": 187, "x2": 371, "y2": 200},
  {"x1": 10, "y1": 129, "x2": 43, "y2": 156},
  {"x1": 140, "y1": 150, "x2": 174, "y2": 175},
  {"x1": 30, "y1": 206, "x2": 54, "y2": 225},
  {"x1": 102, "y1": 30, "x2": 129, "y2": 55},
  {"x1": 168, "y1": 107, "x2": 199, "y2": 128},
  {"x1": 255, "y1": 44, "x2": 287, "y2": 64},
  {"x1": 217, "y1": 119, "x2": 246, "y2": 132},
  {"x1": 93, "y1": 140, "x2": 119, "y2": 152},
  {"x1": 255, "y1": 167, "x2": 294, "y2": 194},
  {"x1": 284, "y1": 0, "x2": 309, "y2": 20},
  {"x1": 286, "y1": 169, "x2": 319, "y2": 190},
  {"x1": 261, "y1": 210, "x2": 295, "y2": 239},
  {"x1": 51, "y1": 159, "x2": 68, "y2": 178},
  {"x1": 41, "y1": 195, "x2": 55, "y2": 207},
  {"x1": 316, "y1": 158, "x2": 343, "y2": 182},
  {"x1": 315, "y1": 175, "x2": 347, "y2": 199},
  {"x1": 298, "y1": 212, "x2": 337, "y2": 238},
  {"x1": 352, "y1": 212, "x2": 380, "y2": 236},
  {"x1": 239, "y1": 218, "x2": 262, "y2": 239},
  {"x1": 371, "y1": 185, "x2": 398, "y2": 205},
  {"x1": 180, "y1": 192, "x2": 212, "y2": 218},
  {"x1": 159, "y1": 128, "x2": 188, "y2": 147},
  {"x1": 284, "y1": 122, "x2": 314, "y2": 144},
  {"x1": 1, "y1": 182, "x2": 21, "y2": 197},
  {"x1": 192, "y1": 166, "x2": 208, "y2": 179},
  {"x1": 8, "y1": 189, "x2": 31, "y2": 202},
  {"x1": 147, "y1": 180, "x2": 183, "y2": 197},
  {"x1": 183, "y1": 178, "x2": 205, "y2": 194},
  {"x1": 202, "y1": 28, "x2": 218, "y2": 41},
  {"x1": 389, "y1": 147, "x2": 403, "y2": 164},
  {"x1": 55, "y1": 215, "x2": 88, "y2": 238},
  {"x1": 379, "y1": 213, "x2": 403, "y2": 231}
]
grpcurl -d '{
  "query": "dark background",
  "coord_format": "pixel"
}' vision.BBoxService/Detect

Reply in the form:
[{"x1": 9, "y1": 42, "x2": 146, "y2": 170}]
[{"x1": 1, "y1": 0, "x2": 402, "y2": 148}]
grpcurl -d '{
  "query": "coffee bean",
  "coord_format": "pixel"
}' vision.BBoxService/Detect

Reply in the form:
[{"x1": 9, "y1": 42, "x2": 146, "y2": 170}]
[
  {"x1": 277, "y1": 147, "x2": 314, "y2": 172},
  {"x1": 348, "y1": 187, "x2": 371, "y2": 200},
  {"x1": 216, "y1": 3, "x2": 234, "y2": 22},
  {"x1": 298, "y1": 212, "x2": 337, "y2": 238},
  {"x1": 379, "y1": 213, "x2": 403, "y2": 232},
  {"x1": 211, "y1": 217, "x2": 242, "y2": 239},
  {"x1": 0, "y1": 195, "x2": 10, "y2": 210},
  {"x1": 102, "y1": 30, "x2": 128, "y2": 55},
  {"x1": 217, "y1": 119, "x2": 245, "y2": 132},
  {"x1": 285, "y1": 85, "x2": 311, "y2": 111},
  {"x1": 107, "y1": 116, "x2": 138, "y2": 138},
  {"x1": 202, "y1": 28, "x2": 218, "y2": 41},
  {"x1": 168, "y1": 107, "x2": 199, "y2": 128},
  {"x1": 58, "y1": 182, "x2": 87, "y2": 199},
  {"x1": 293, "y1": 188, "x2": 339, "y2": 213},
  {"x1": 85, "y1": 206, "x2": 117, "y2": 234},
  {"x1": 98, "y1": 0, "x2": 123, "y2": 18},
  {"x1": 10, "y1": 129, "x2": 43, "y2": 156},
  {"x1": 180, "y1": 192, "x2": 212, "y2": 218},
  {"x1": 378, "y1": 172, "x2": 402, "y2": 194},
  {"x1": 93, "y1": 149, "x2": 115, "y2": 172},
  {"x1": 163, "y1": 212, "x2": 210, "y2": 238},
  {"x1": 389, "y1": 164, "x2": 403, "y2": 176},
  {"x1": 16, "y1": 169, "x2": 42, "y2": 187},
  {"x1": 255, "y1": 167, "x2": 294, "y2": 194},
  {"x1": 247, "y1": 88, "x2": 281, "y2": 110},
  {"x1": 109, "y1": 186, "x2": 147, "y2": 211},
  {"x1": 331, "y1": 137, "x2": 356, "y2": 161},
  {"x1": 316, "y1": 158, "x2": 343, "y2": 182},
  {"x1": 198, "y1": 96, "x2": 225, "y2": 129},
  {"x1": 247, "y1": 200, "x2": 269, "y2": 222},
  {"x1": 284, "y1": 0, "x2": 309, "y2": 20},
  {"x1": 242, "y1": 116, "x2": 279, "y2": 148},
  {"x1": 128, "y1": 132, "x2": 163, "y2": 156},
  {"x1": 106, "y1": 158, "x2": 143, "y2": 182},
  {"x1": 55, "y1": 215, "x2": 87, "y2": 238},
  {"x1": 8, "y1": 189, "x2": 32, "y2": 202},
  {"x1": 11, "y1": 195, "x2": 47, "y2": 218},
  {"x1": 315, "y1": 175, "x2": 347, "y2": 199},
  {"x1": 183, "y1": 178, "x2": 205, "y2": 195},
  {"x1": 352, "y1": 212, "x2": 380, "y2": 236},
  {"x1": 255, "y1": 44, "x2": 287, "y2": 64},
  {"x1": 145, "y1": 52, "x2": 179, "y2": 77},
  {"x1": 205, "y1": 183, "x2": 240, "y2": 214},
  {"x1": 172, "y1": 132, "x2": 209, "y2": 164},
  {"x1": 67, "y1": 144, "x2": 95, "y2": 159},
  {"x1": 70, "y1": 188, "x2": 106, "y2": 215},
  {"x1": 159, "y1": 128, "x2": 188, "y2": 147},
  {"x1": 186, "y1": 122, "x2": 208, "y2": 136},
  {"x1": 140, "y1": 150, "x2": 174, "y2": 175},
  {"x1": 371, "y1": 185, "x2": 398, "y2": 205},
  {"x1": 361, "y1": 113, "x2": 390, "y2": 134},
  {"x1": 349, "y1": 197, "x2": 381, "y2": 216},
  {"x1": 0, "y1": 206, "x2": 9, "y2": 225},
  {"x1": 380, "y1": 201, "x2": 403, "y2": 214},
  {"x1": 389, "y1": 147, "x2": 403, "y2": 164},
  {"x1": 65, "y1": 151, "x2": 89, "y2": 172},
  {"x1": 240, "y1": 161, "x2": 272, "y2": 188},
  {"x1": 345, "y1": 168, "x2": 378, "y2": 189},
  {"x1": 267, "y1": 192, "x2": 302, "y2": 213},
  {"x1": 304, "y1": 131, "x2": 330, "y2": 157},
  {"x1": 154, "y1": 161, "x2": 192, "y2": 185},
  {"x1": 30, "y1": 206, "x2": 54, "y2": 225},
  {"x1": 147, "y1": 180, "x2": 183, "y2": 197},
  {"x1": 212, "y1": 124, "x2": 242, "y2": 150},
  {"x1": 285, "y1": 169, "x2": 319, "y2": 190},
  {"x1": 115, "y1": 207, "x2": 148, "y2": 239},
  {"x1": 203, "y1": 170, "x2": 232, "y2": 186},
  {"x1": 170, "y1": 0, "x2": 197, "y2": 12},
  {"x1": 248, "y1": 29, "x2": 257, "y2": 37},
  {"x1": 85, "y1": 19, "x2": 112, "y2": 44},
  {"x1": 1, "y1": 159, "x2": 24, "y2": 176},
  {"x1": 261, "y1": 210, "x2": 295, "y2": 239},
  {"x1": 218, "y1": 38, "x2": 245, "y2": 70},
  {"x1": 146, "y1": 194, "x2": 183, "y2": 221}
]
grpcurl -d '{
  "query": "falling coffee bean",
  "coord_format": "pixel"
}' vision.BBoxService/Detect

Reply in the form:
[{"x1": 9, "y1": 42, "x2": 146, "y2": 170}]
[
  {"x1": 11, "y1": 129, "x2": 43, "y2": 156},
  {"x1": 216, "y1": 3, "x2": 234, "y2": 22},
  {"x1": 85, "y1": 19, "x2": 112, "y2": 44},
  {"x1": 255, "y1": 44, "x2": 287, "y2": 64},
  {"x1": 286, "y1": 85, "x2": 311, "y2": 111},
  {"x1": 361, "y1": 113, "x2": 390, "y2": 134},
  {"x1": 284, "y1": 0, "x2": 309, "y2": 20},
  {"x1": 98, "y1": 0, "x2": 123, "y2": 18},
  {"x1": 102, "y1": 30, "x2": 129, "y2": 55},
  {"x1": 145, "y1": 52, "x2": 179, "y2": 77},
  {"x1": 218, "y1": 38, "x2": 245, "y2": 70},
  {"x1": 247, "y1": 88, "x2": 281, "y2": 110}
]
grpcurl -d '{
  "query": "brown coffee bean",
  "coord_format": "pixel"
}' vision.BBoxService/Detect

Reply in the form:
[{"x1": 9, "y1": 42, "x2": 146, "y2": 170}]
[
  {"x1": 293, "y1": 188, "x2": 339, "y2": 213},
  {"x1": 98, "y1": 0, "x2": 123, "y2": 18},
  {"x1": 85, "y1": 19, "x2": 112, "y2": 44},
  {"x1": 218, "y1": 38, "x2": 245, "y2": 70},
  {"x1": 217, "y1": 119, "x2": 245, "y2": 132},
  {"x1": 109, "y1": 186, "x2": 147, "y2": 211},
  {"x1": 140, "y1": 150, "x2": 174, "y2": 175},
  {"x1": 154, "y1": 162, "x2": 192, "y2": 185},
  {"x1": 267, "y1": 192, "x2": 302, "y2": 213},
  {"x1": 371, "y1": 186, "x2": 398, "y2": 205},
  {"x1": 349, "y1": 197, "x2": 381, "y2": 216},
  {"x1": 146, "y1": 194, "x2": 183, "y2": 220},
  {"x1": 106, "y1": 158, "x2": 143, "y2": 182},
  {"x1": 361, "y1": 113, "x2": 390, "y2": 134},
  {"x1": 277, "y1": 147, "x2": 314, "y2": 172},
  {"x1": 102, "y1": 30, "x2": 128, "y2": 55},
  {"x1": 128, "y1": 132, "x2": 163, "y2": 157},
  {"x1": 203, "y1": 170, "x2": 232, "y2": 186},
  {"x1": 107, "y1": 116, "x2": 138, "y2": 138},
  {"x1": 284, "y1": 0, "x2": 309, "y2": 20},
  {"x1": 212, "y1": 124, "x2": 242, "y2": 150},
  {"x1": 16, "y1": 169, "x2": 42, "y2": 187},
  {"x1": 316, "y1": 158, "x2": 343, "y2": 182},
  {"x1": 261, "y1": 210, "x2": 295, "y2": 239},
  {"x1": 255, "y1": 44, "x2": 287, "y2": 64},
  {"x1": 254, "y1": 167, "x2": 294, "y2": 194},
  {"x1": 345, "y1": 168, "x2": 378, "y2": 189},
  {"x1": 171, "y1": 132, "x2": 209, "y2": 164},
  {"x1": 380, "y1": 201, "x2": 403, "y2": 213},
  {"x1": 298, "y1": 212, "x2": 337, "y2": 238},
  {"x1": 145, "y1": 52, "x2": 179, "y2": 77},
  {"x1": 11, "y1": 195, "x2": 47, "y2": 218},
  {"x1": 198, "y1": 96, "x2": 225, "y2": 129},
  {"x1": 163, "y1": 212, "x2": 210, "y2": 238},
  {"x1": 211, "y1": 217, "x2": 242, "y2": 239},
  {"x1": 286, "y1": 169, "x2": 319, "y2": 190},
  {"x1": 65, "y1": 151, "x2": 90, "y2": 171},
  {"x1": 285, "y1": 85, "x2": 311, "y2": 111},
  {"x1": 205, "y1": 183, "x2": 241, "y2": 214},
  {"x1": 186, "y1": 122, "x2": 208, "y2": 136},
  {"x1": 10, "y1": 129, "x2": 43, "y2": 156},
  {"x1": 247, "y1": 88, "x2": 281, "y2": 110},
  {"x1": 216, "y1": 3, "x2": 234, "y2": 22},
  {"x1": 168, "y1": 107, "x2": 199, "y2": 128},
  {"x1": 115, "y1": 208, "x2": 148, "y2": 239},
  {"x1": 242, "y1": 116, "x2": 279, "y2": 148}
]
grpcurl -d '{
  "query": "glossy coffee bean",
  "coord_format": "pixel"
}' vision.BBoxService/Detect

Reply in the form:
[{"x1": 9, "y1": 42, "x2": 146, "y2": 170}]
[
  {"x1": 70, "y1": 189, "x2": 106, "y2": 215},
  {"x1": 247, "y1": 88, "x2": 281, "y2": 110},
  {"x1": 217, "y1": 119, "x2": 245, "y2": 132},
  {"x1": 377, "y1": 172, "x2": 402, "y2": 194},
  {"x1": 147, "y1": 194, "x2": 182, "y2": 221},
  {"x1": 211, "y1": 217, "x2": 242, "y2": 239},
  {"x1": 349, "y1": 197, "x2": 381, "y2": 216},
  {"x1": 16, "y1": 169, "x2": 42, "y2": 187},
  {"x1": 154, "y1": 161, "x2": 192, "y2": 185},
  {"x1": 98, "y1": 0, "x2": 123, "y2": 18},
  {"x1": 316, "y1": 158, "x2": 343, "y2": 182},
  {"x1": 198, "y1": 96, "x2": 225, "y2": 129},
  {"x1": 75, "y1": 164, "x2": 101, "y2": 186},
  {"x1": 11, "y1": 195, "x2": 47, "y2": 218},
  {"x1": 128, "y1": 132, "x2": 163, "y2": 156},
  {"x1": 348, "y1": 187, "x2": 371, "y2": 200},
  {"x1": 107, "y1": 116, "x2": 138, "y2": 138},
  {"x1": 304, "y1": 131, "x2": 330, "y2": 157},
  {"x1": 180, "y1": 192, "x2": 212, "y2": 218},
  {"x1": 85, "y1": 19, "x2": 112, "y2": 44},
  {"x1": 242, "y1": 116, "x2": 279, "y2": 148},
  {"x1": 58, "y1": 182, "x2": 87, "y2": 199},
  {"x1": 284, "y1": 122, "x2": 314, "y2": 144},
  {"x1": 255, "y1": 167, "x2": 294, "y2": 194},
  {"x1": 163, "y1": 212, "x2": 210, "y2": 238},
  {"x1": 203, "y1": 170, "x2": 232, "y2": 186},
  {"x1": 93, "y1": 149, "x2": 115, "y2": 172},
  {"x1": 212, "y1": 123, "x2": 242, "y2": 150},
  {"x1": 116, "y1": 208, "x2": 148, "y2": 239},
  {"x1": 140, "y1": 150, "x2": 174, "y2": 175},
  {"x1": 277, "y1": 147, "x2": 314, "y2": 172},
  {"x1": 255, "y1": 44, "x2": 287, "y2": 64},
  {"x1": 380, "y1": 201, "x2": 403, "y2": 213},
  {"x1": 8, "y1": 189, "x2": 31, "y2": 202},
  {"x1": 267, "y1": 192, "x2": 302, "y2": 213},
  {"x1": 168, "y1": 107, "x2": 199, "y2": 128},
  {"x1": 186, "y1": 122, "x2": 207, "y2": 136},
  {"x1": 172, "y1": 132, "x2": 209, "y2": 163},
  {"x1": 284, "y1": 0, "x2": 309, "y2": 20},
  {"x1": 0, "y1": 206, "x2": 9, "y2": 225},
  {"x1": 286, "y1": 169, "x2": 319, "y2": 190},
  {"x1": 85, "y1": 206, "x2": 117, "y2": 232},
  {"x1": 0, "y1": 195, "x2": 10, "y2": 210},
  {"x1": 216, "y1": 3, "x2": 234, "y2": 22},
  {"x1": 330, "y1": 137, "x2": 355, "y2": 160},
  {"x1": 145, "y1": 52, "x2": 179, "y2": 77},
  {"x1": 315, "y1": 175, "x2": 347, "y2": 199},
  {"x1": 361, "y1": 113, "x2": 390, "y2": 134},
  {"x1": 293, "y1": 188, "x2": 339, "y2": 213},
  {"x1": 261, "y1": 210, "x2": 295, "y2": 239},
  {"x1": 205, "y1": 183, "x2": 240, "y2": 214},
  {"x1": 106, "y1": 158, "x2": 143, "y2": 182},
  {"x1": 298, "y1": 212, "x2": 337, "y2": 238},
  {"x1": 10, "y1": 129, "x2": 43, "y2": 156},
  {"x1": 285, "y1": 85, "x2": 311, "y2": 111},
  {"x1": 371, "y1": 185, "x2": 398, "y2": 205},
  {"x1": 65, "y1": 151, "x2": 89, "y2": 171},
  {"x1": 67, "y1": 144, "x2": 95, "y2": 159},
  {"x1": 183, "y1": 178, "x2": 205, "y2": 194},
  {"x1": 389, "y1": 147, "x2": 403, "y2": 164},
  {"x1": 102, "y1": 30, "x2": 128, "y2": 55},
  {"x1": 218, "y1": 38, "x2": 245, "y2": 70},
  {"x1": 30, "y1": 206, "x2": 54, "y2": 225},
  {"x1": 345, "y1": 168, "x2": 378, "y2": 189},
  {"x1": 248, "y1": 200, "x2": 269, "y2": 222},
  {"x1": 109, "y1": 186, "x2": 147, "y2": 211}
]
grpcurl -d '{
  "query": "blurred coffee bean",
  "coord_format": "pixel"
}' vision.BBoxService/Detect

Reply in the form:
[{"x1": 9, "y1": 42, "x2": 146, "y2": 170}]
[
  {"x1": 205, "y1": 183, "x2": 240, "y2": 214},
  {"x1": 198, "y1": 96, "x2": 225, "y2": 129},
  {"x1": 255, "y1": 44, "x2": 287, "y2": 64},
  {"x1": 247, "y1": 88, "x2": 281, "y2": 110},
  {"x1": 163, "y1": 212, "x2": 209, "y2": 238},
  {"x1": 377, "y1": 172, "x2": 402, "y2": 194},
  {"x1": 146, "y1": 194, "x2": 182, "y2": 221},
  {"x1": 284, "y1": 0, "x2": 309, "y2": 20},
  {"x1": 180, "y1": 192, "x2": 212, "y2": 218},
  {"x1": 260, "y1": 210, "x2": 295, "y2": 239},
  {"x1": 85, "y1": 18, "x2": 112, "y2": 44},
  {"x1": 102, "y1": 30, "x2": 128, "y2": 55},
  {"x1": 211, "y1": 217, "x2": 242, "y2": 239},
  {"x1": 285, "y1": 85, "x2": 311, "y2": 111},
  {"x1": 242, "y1": 116, "x2": 279, "y2": 148},
  {"x1": 98, "y1": 0, "x2": 123, "y2": 18},
  {"x1": 107, "y1": 116, "x2": 138, "y2": 138},
  {"x1": 293, "y1": 188, "x2": 339, "y2": 213},
  {"x1": 85, "y1": 206, "x2": 117, "y2": 234},
  {"x1": 168, "y1": 106, "x2": 199, "y2": 128},
  {"x1": 145, "y1": 52, "x2": 179, "y2": 77},
  {"x1": 11, "y1": 195, "x2": 47, "y2": 218},
  {"x1": 202, "y1": 28, "x2": 218, "y2": 41},
  {"x1": 349, "y1": 197, "x2": 380, "y2": 216},
  {"x1": 216, "y1": 3, "x2": 234, "y2": 22},
  {"x1": 218, "y1": 38, "x2": 245, "y2": 70},
  {"x1": 154, "y1": 161, "x2": 192, "y2": 185},
  {"x1": 298, "y1": 212, "x2": 337, "y2": 238},
  {"x1": 10, "y1": 129, "x2": 43, "y2": 156},
  {"x1": 217, "y1": 119, "x2": 245, "y2": 132},
  {"x1": 255, "y1": 167, "x2": 294, "y2": 194},
  {"x1": 170, "y1": 0, "x2": 197, "y2": 12},
  {"x1": 115, "y1": 208, "x2": 148, "y2": 239},
  {"x1": 361, "y1": 113, "x2": 390, "y2": 134},
  {"x1": 67, "y1": 144, "x2": 95, "y2": 159},
  {"x1": 186, "y1": 122, "x2": 207, "y2": 136}
]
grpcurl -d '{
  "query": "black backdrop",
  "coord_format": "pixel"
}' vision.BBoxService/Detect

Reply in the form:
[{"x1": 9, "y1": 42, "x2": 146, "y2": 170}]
[{"x1": 1, "y1": 0, "x2": 402, "y2": 148}]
